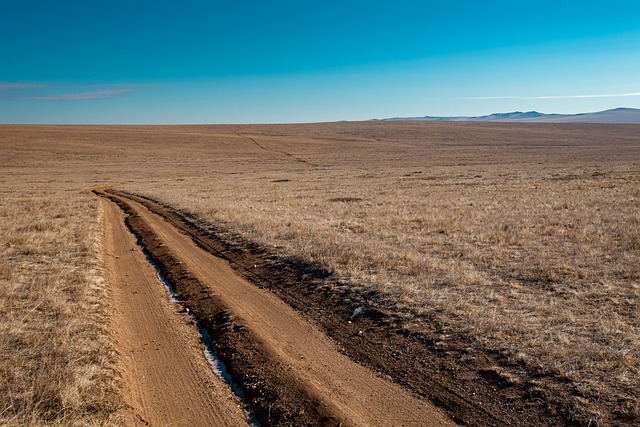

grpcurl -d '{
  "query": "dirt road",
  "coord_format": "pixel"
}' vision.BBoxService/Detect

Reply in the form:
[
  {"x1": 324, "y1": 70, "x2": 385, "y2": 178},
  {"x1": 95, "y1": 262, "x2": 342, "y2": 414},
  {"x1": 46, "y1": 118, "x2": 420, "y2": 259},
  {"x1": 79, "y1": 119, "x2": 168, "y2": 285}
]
[
  {"x1": 99, "y1": 189, "x2": 454, "y2": 426},
  {"x1": 101, "y1": 196, "x2": 250, "y2": 426}
]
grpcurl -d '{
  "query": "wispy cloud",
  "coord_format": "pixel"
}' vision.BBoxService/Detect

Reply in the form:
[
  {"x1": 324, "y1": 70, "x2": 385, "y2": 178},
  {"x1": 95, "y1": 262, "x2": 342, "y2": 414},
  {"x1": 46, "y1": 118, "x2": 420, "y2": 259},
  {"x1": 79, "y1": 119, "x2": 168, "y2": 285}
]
[
  {"x1": 33, "y1": 88, "x2": 134, "y2": 100},
  {"x1": 1, "y1": 82, "x2": 142, "y2": 101},
  {"x1": 464, "y1": 91, "x2": 640, "y2": 100},
  {"x1": 0, "y1": 82, "x2": 46, "y2": 91}
]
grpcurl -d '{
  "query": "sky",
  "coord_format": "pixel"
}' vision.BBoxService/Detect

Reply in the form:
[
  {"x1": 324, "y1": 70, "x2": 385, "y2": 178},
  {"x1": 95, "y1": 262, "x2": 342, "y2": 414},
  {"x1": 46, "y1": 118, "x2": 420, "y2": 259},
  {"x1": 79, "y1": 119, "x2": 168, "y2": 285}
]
[{"x1": 1, "y1": 0, "x2": 639, "y2": 124}]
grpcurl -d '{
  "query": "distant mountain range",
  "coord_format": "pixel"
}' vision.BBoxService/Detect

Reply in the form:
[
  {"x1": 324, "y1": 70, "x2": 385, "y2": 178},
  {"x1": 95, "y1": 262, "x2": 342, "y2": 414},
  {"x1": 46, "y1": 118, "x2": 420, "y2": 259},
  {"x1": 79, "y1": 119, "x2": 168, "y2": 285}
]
[{"x1": 377, "y1": 108, "x2": 640, "y2": 124}]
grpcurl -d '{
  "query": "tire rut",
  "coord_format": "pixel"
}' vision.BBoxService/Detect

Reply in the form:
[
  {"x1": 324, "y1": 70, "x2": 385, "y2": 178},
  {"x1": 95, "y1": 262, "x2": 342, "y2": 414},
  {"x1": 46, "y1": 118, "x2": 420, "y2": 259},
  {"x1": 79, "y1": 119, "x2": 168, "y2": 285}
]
[
  {"x1": 95, "y1": 188, "x2": 453, "y2": 427},
  {"x1": 100, "y1": 194, "x2": 249, "y2": 427},
  {"x1": 107, "y1": 189, "x2": 578, "y2": 427},
  {"x1": 236, "y1": 133, "x2": 317, "y2": 168}
]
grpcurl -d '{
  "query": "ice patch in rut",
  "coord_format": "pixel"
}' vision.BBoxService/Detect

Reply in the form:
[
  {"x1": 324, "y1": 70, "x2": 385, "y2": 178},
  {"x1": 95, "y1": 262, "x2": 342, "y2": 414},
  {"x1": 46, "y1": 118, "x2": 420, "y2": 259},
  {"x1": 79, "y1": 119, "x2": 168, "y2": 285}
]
[{"x1": 143, "y1": 249, "x2": 261, "y2": 426}]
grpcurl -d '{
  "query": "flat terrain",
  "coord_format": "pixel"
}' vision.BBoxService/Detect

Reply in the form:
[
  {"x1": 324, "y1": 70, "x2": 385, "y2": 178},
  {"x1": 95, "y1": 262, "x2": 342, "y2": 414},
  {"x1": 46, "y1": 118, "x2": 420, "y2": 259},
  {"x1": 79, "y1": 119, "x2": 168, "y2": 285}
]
[{"x1": 1, "y1": 122, "x2": 638, "y2": 425}]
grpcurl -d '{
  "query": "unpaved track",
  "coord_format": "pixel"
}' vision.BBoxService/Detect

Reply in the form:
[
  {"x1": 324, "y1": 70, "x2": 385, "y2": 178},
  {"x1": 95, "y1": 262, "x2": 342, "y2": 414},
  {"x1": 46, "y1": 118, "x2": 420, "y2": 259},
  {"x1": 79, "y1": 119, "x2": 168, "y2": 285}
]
[
  {"x1": 101, "y1": 197, "x2": 250, "y2": 426},
  {"x1": 100, "y1": 190, "x2": 454, "y2": 426}
]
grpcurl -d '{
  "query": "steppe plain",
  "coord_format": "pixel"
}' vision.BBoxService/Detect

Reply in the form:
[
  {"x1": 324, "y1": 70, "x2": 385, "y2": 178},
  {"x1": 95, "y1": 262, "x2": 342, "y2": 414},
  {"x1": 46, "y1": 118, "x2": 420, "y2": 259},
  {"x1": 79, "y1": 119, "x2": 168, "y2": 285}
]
[{"x1": 1, "y1": 121, "x2": 638, "y2": 426}]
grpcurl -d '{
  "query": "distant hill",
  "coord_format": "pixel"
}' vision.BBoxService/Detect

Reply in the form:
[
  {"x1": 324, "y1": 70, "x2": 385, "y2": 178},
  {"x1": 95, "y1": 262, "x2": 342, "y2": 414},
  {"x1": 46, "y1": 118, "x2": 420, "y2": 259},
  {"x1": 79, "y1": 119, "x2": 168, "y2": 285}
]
[{"x1": 377, "y1": 108, "x2": 640, "y2": 124}]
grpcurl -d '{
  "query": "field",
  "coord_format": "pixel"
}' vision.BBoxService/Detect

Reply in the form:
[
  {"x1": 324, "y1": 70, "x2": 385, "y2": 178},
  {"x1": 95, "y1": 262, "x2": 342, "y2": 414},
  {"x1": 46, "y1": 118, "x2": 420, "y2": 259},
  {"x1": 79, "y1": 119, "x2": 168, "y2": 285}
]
[
  {"x1": 1, "y1": 122, "x2": 638, "y2": 425},
  {"x1": 0, "y1": 188, "x2": 119, "y2": 425}
]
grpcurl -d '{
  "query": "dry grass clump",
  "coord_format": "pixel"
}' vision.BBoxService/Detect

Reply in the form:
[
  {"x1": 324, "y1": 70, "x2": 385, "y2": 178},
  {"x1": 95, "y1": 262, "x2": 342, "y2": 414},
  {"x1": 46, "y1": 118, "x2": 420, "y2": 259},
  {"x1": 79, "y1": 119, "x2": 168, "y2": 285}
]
[{"x1": 0, "y1": 190, "x2": 120, "y2": 426}]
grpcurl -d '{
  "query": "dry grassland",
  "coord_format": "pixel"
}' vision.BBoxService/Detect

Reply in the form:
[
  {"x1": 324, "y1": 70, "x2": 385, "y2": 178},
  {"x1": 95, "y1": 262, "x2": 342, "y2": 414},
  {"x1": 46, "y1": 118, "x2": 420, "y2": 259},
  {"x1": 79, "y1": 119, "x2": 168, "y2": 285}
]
[
  {"x1": 0, "y1": 188, "x2": 120, "y2": 426},
  {"x1": 1, "y1": 122, "x2": 638, "y2": 425}
]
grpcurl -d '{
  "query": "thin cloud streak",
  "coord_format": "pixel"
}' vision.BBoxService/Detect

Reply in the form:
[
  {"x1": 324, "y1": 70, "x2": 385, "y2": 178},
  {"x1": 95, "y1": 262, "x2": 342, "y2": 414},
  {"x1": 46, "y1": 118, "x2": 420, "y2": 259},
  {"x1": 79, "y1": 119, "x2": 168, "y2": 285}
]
[
  {"x1": 33, "y1": 88, "x2": 134, "y2": 100},
  {"x1": 0, "y1": 82, "x2": 46, "y2": 91},
  {"x1": 464, "y1": 91, "x2": 640, "y2": 100}
]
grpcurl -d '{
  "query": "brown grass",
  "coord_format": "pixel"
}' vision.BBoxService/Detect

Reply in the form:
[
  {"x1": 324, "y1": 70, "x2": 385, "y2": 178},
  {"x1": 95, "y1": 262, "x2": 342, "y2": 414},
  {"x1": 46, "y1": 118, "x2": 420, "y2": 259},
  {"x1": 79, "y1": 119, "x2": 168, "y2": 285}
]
[
  {"x1": 1, "y1": 122, "x2": 638, "y2": 424},
  {"x1": 145, "y1": 166, "x2": 638, "y2": 422},
  {"x1": 0, "y1": 189, "x2": 120, "y2": 426}
]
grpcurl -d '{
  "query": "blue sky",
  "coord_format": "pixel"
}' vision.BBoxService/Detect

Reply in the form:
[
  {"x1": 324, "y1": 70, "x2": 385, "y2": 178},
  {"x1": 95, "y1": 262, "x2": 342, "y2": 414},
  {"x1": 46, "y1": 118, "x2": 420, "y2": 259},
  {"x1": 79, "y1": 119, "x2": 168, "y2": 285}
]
[{"x1": 1, "y1": 0, "x2": 639, "y2": 123}]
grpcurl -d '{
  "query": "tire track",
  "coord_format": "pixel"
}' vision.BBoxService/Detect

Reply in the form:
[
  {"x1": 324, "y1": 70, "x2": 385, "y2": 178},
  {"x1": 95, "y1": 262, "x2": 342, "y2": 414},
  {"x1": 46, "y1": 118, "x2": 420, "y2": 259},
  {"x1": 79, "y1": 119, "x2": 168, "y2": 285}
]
[
  {"x1": 109, "y1": 189, "x2": 558, "y2": 427},
  {"x1": 236, "y1": 133, "x2": 317, "y2": 168},
  {"x1": 96, "y1": 188, "x2": 454, "y2": 427},
  {"x1": 100, "y1": 194, "x2": 249, "y2": 427}
]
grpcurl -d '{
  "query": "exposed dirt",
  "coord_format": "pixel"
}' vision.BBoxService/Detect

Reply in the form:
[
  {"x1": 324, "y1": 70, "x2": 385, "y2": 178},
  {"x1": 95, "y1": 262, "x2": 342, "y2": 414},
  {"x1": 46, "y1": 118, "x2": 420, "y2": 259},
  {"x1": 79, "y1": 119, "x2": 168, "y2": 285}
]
[
  {"x1": 97, "y1": 189, "x2": 454, "y2": 427},
  {"x1": 108, "y1": 189, "x2": 594, "y2": 427},
  {"x1": 100, "y1": 194, "x2": 250, "y2": 426}
]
